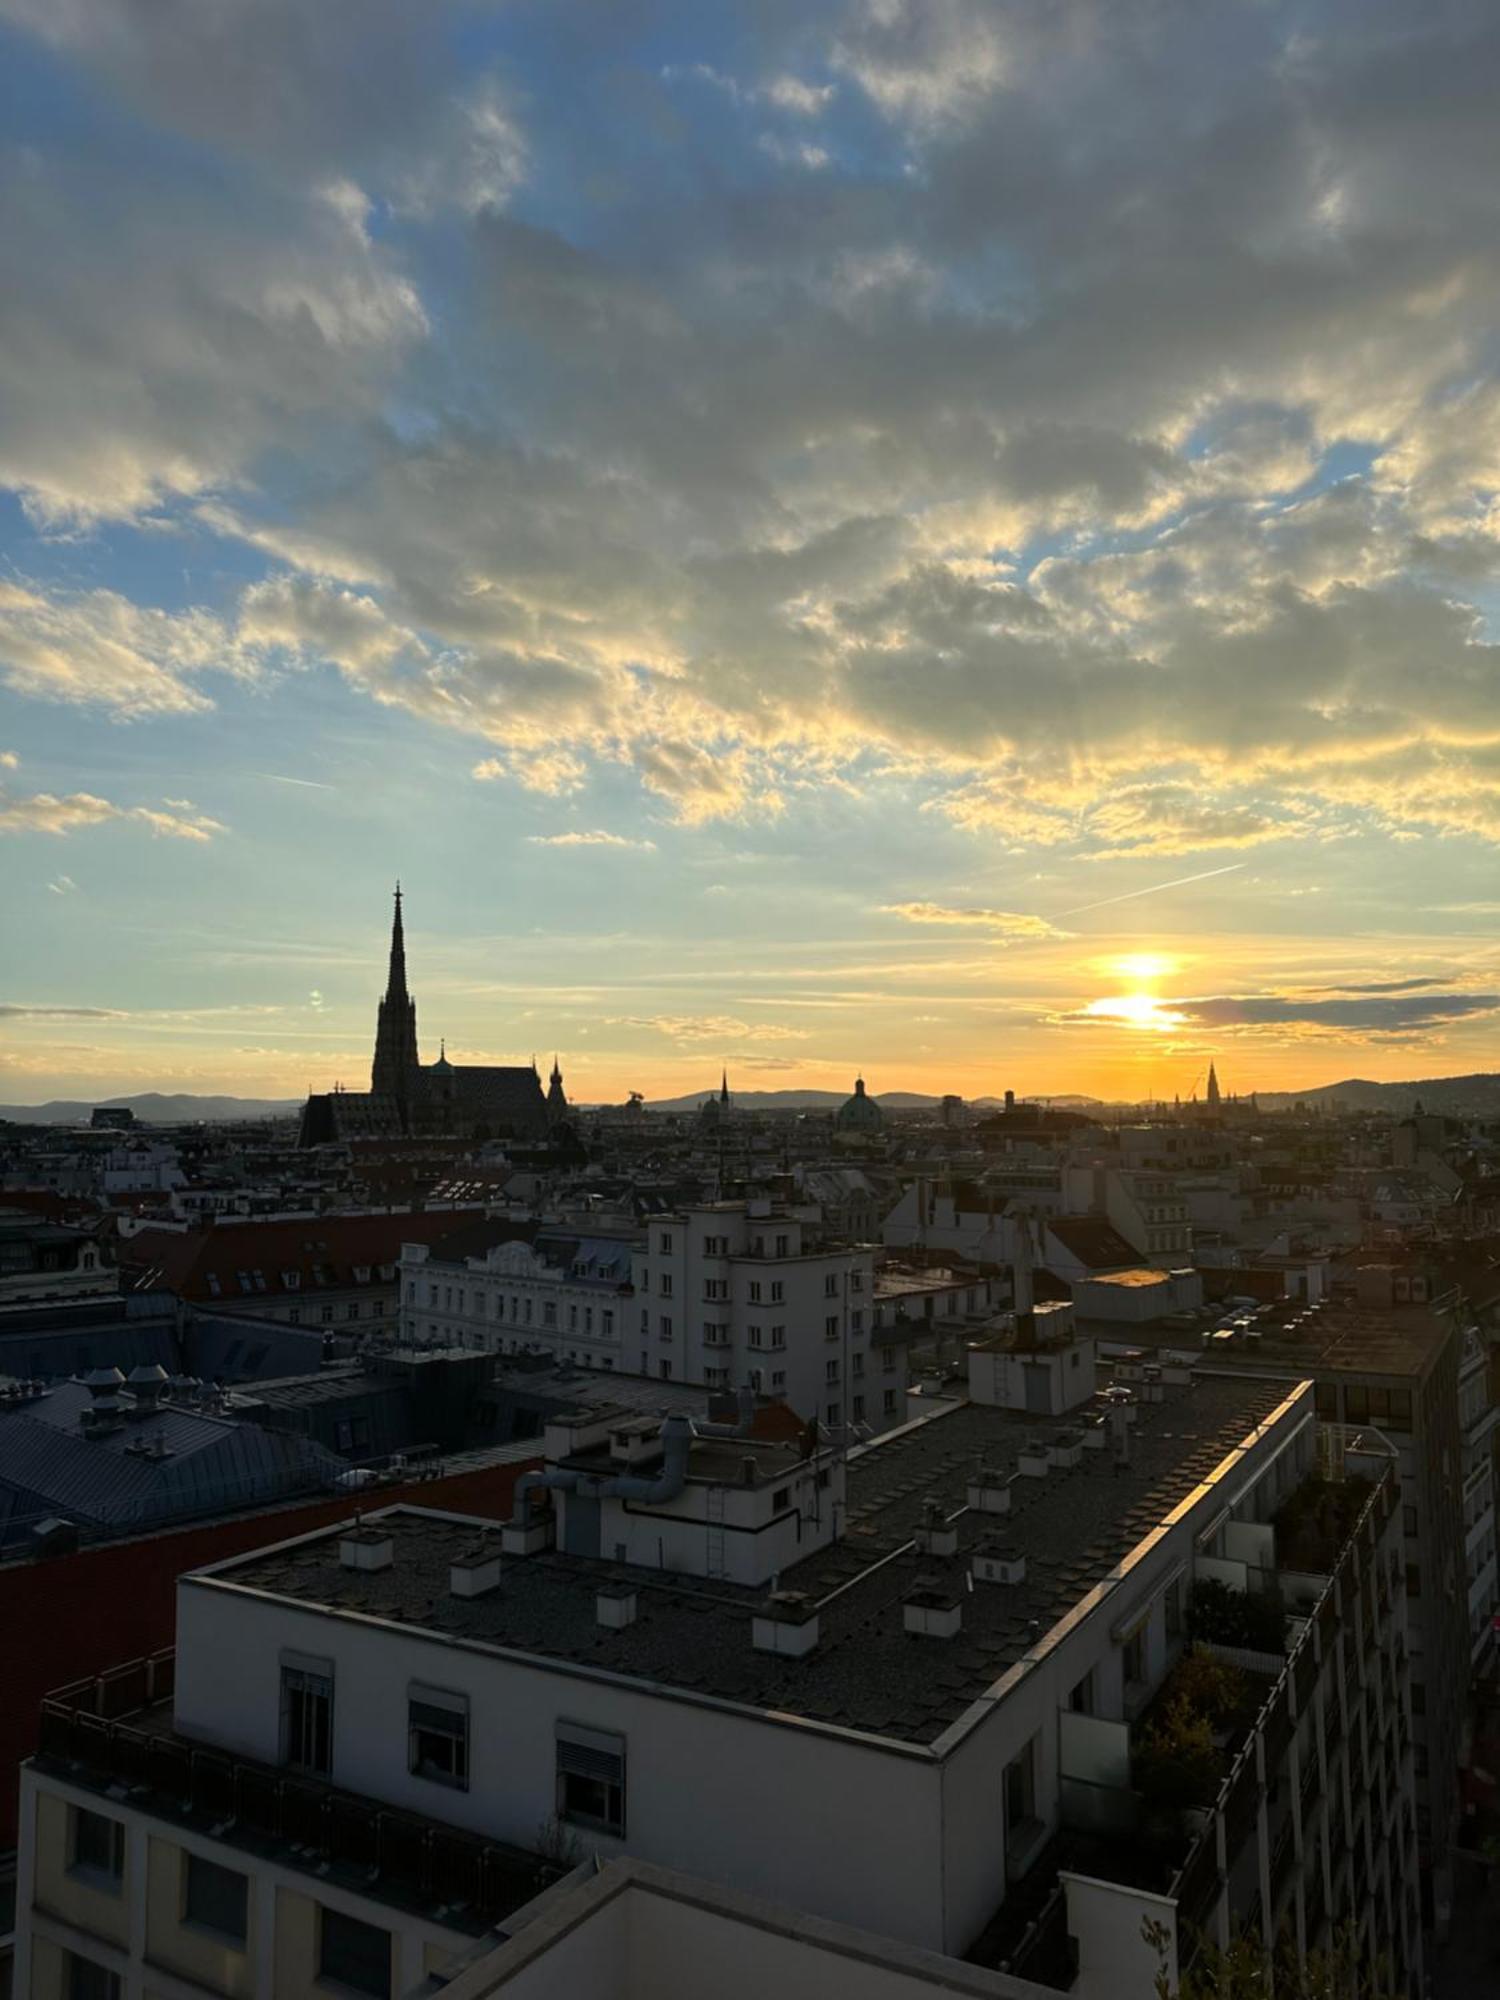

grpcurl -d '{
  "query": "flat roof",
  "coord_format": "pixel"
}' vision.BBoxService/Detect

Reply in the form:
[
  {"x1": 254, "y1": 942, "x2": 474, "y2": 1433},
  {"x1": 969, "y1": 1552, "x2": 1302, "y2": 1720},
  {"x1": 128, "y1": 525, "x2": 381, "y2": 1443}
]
[
  {"x1": 1091, "y1": 1294, "x2": 1456, "y2": 1380},
  {"x1": 203, "y1": 1371, "x2": 1301, "y2": 1751}
]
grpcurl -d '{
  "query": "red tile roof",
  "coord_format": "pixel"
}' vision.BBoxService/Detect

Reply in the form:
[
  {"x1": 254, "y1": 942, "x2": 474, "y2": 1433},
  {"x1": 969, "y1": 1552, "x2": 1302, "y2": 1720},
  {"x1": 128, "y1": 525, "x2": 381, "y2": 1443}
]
[{"x1": 117, "y1": 1209, "x2": 480, "y2": 1302}]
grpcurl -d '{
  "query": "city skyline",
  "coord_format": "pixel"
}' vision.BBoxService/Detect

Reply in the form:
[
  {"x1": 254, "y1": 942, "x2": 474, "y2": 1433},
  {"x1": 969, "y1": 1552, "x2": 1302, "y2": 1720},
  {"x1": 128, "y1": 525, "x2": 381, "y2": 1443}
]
[{"x1": 5, "y1": 0, "x2": 1500, "y2": 1103}]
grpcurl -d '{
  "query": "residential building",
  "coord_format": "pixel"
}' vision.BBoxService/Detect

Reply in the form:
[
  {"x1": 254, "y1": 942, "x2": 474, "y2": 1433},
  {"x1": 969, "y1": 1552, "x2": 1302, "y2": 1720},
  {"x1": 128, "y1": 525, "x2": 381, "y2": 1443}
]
[
  {"x1": 630, "y1": 1202, "x2": 890, "y2": 1438},
  {"x1": 117, "y1": 1210, "x2": 474, "y2": 1331},
  {"x1": 0, "y1": 1212, "x2": 111, "y2": 1314},
  {"x1": 401, "y1": 1218, "x2": 635, "y2": 1370},
  {"x1": 14, "y1": 1348, "x2": 1421, "y2": 2000}
]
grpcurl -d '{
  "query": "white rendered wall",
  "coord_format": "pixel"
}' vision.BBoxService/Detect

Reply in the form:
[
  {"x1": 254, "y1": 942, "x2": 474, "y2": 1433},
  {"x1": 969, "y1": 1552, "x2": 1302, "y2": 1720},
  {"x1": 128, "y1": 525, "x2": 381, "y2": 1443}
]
[{"x1": 172, "y1": 1576, "x2": 949, "y2": 1950}]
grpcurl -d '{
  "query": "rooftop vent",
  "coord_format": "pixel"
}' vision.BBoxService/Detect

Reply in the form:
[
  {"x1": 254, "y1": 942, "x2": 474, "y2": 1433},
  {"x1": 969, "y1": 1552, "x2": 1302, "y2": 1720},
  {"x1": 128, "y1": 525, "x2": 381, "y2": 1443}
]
[
  {"x1": 966, "y1": 1468, "x2": 1014, "y2": 1514},
  {"x1": 126, "y1": 1363, "x2": 169, "y2": 1415},
  {"x1": 1017, "y1": 1441, "x2": 1051, "y2": 1479},
  {"x1": 971, "y1": 1540, "x2": 1027, "y2": 1587},
  {"x1": 340, "y1": 1527, "x2": 394, "y2": 1572},
  {"x1": 1048, "y1": 1429, "x2": 1085, "y2": 1470},
  {"x1": 449, "y1": 1542, "x2": 502, "y2": 1598},
  {"x1": 597, "y1": 1582, "x2": 639, "y2": 1630},
  {"x1": 913, "y1": 1499, "x2": 959, "y2": 1558},
  {"x1": 501, "y1": 1512, "x2": 553, "y2": 1558},
  {"x1": 903, "y1": 1579, "x2": 963, "y2": 1641},
  {"x1": 752, "y1": 1589, "x2": 820, "y2": 1657}
]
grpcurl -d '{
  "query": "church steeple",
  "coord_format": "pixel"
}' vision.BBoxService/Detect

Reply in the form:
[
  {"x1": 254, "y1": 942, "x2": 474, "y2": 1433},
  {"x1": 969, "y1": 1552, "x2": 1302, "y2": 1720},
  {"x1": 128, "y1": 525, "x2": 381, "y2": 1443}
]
[
  {"x1": 1206, "y1": 1061, "x2": 1222, "y2": 1109},
  {"x1": 371, "y1": 883, "x2": 421, "y2": 1122},
  {"x1": 546, "y1": 1054, "x2": 568, "y2": 1123},
  {"x1": 720, "y1": 1068, "x2": 730, "y2": 1107}
]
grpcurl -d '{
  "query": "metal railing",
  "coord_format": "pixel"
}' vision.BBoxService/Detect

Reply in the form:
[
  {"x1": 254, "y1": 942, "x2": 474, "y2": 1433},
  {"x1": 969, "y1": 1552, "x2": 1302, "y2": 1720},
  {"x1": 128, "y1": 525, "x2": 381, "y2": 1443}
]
[{"x1": 37, "y1": 1669, "x2": 560, "y2": 1924}]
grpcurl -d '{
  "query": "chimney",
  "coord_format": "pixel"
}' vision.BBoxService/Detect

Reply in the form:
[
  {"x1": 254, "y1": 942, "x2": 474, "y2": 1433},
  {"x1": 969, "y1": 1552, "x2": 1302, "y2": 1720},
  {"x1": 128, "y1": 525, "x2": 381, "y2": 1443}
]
[
  {"x1": 903, "y1": 1579, "x2": 963, "y2": 1640},
  {"x1": 971, "y1": 1539, "x2": 1026, "y2": 1586},
  {"x1": 753, "y1": 1590, "x2": 820, "y2": 1657},
  {"x1": 597, "y1": 1582, "x2": 638, "y2": 1629},
  {"x1": 449, "y1": 1542, "x2": 502, "y2": 1598},
  {"x1": 340, "y1": 1526, "x2": 394, "y2": 1571},
  {"x1": 966, "y1": 1468, "x2": 1014, "y2": 1514},
  {"x1": 80, "y1": 1366, "x2": 126, "y2": 1435},
  {"x1": 913, "y1": 1499, "x2": 959, "y2": 1558}
]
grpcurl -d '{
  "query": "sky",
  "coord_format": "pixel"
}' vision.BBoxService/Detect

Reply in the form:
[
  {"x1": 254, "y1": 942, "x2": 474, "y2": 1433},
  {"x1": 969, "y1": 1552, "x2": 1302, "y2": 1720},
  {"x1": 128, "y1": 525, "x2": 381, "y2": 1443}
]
[{"x1": 3, "y1": 0, "x2": 1500, "y2": 1108}]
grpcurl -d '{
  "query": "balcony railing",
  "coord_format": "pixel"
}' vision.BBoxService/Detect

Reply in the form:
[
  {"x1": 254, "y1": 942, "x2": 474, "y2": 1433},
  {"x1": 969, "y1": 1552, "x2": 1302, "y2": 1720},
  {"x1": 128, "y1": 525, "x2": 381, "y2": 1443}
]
[{"x1": 37, "y1": 1665, "x2": 562, "y2": 1927}]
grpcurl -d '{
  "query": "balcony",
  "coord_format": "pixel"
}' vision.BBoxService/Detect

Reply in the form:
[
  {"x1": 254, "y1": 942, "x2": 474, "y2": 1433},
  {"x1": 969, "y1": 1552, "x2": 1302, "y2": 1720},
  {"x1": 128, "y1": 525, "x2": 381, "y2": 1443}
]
[{"x1": 35, "y1": 1659, "x2": 564, "y2": 1932}]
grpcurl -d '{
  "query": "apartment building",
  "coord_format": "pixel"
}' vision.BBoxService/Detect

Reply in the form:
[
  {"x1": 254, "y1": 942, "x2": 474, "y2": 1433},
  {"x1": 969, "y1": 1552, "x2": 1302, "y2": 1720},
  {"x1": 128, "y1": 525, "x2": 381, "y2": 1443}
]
[
  {"x1": 629, "y1": 1201, "x2": 893, "y2": 1439},
  {"x1": 1062, "y1": 1166, "x2": 1192, "y2": 1267},
  {"x1": 15, "y1": 1336, "x2": 1420, "y2": 2000},
  {"x1": 401, "y1": 1218, "x2": 636, "y2": 1370}
]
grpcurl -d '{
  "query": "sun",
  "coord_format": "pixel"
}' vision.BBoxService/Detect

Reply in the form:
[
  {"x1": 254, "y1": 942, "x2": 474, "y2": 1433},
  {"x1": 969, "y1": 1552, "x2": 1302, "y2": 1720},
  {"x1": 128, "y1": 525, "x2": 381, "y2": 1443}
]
[
  {"x1": 1083, "y1": 992, "x2": 1187, "y2": 1032},
  {"x1": 1111, "y1": 952, "x2": 1178, "y2": 983}
]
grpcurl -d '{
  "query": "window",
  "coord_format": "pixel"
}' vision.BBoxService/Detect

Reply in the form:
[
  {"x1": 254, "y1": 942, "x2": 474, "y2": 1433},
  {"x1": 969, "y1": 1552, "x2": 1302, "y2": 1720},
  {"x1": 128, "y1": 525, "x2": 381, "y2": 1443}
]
[
  {"x1": 1004, "y1": 1738, "x2": 1037, "y2": 1832},
  {"x1": 659, "y1": 1233, "x2": 673, "y2": 1255},
  {"x1": 770, "y1": 1324, "x2": 786, "y2": 1348},
  {"x1": 602, "y1": 1310, "x2": 614, "y2": 1337},
  {"x1": 775, "y1": 1234, "x2": 789, "y2": 1257},
  {"x1": 319, "y1": 1906, "x2": 391, "y2": 1999},
  {"x1": 346, "y1": 1303, "x2": 359, "y2": 1321},
  {"x1": 65, "y1": 1954, "x2": 120, "y2": 2000},
  {"x1": 883, "y1": 1390, "x2": 896, "y2": 1415},
  {"x1": 824, "y1": 1274, "x2": 839, "y2": 1298},
  {"x1": 408, "y1": 1687, "x2": 468, "y2": 1789},
  {"x1": 826, "y1": 1402, "x2": 840, "y2": 1425},
  {"x1": 1123, "y1": 1627, "x2": 1145, "y2": 1687},
  {"x1": 1402, "y1": 1505, "x2": 1418, "y2": 1538},
  {"x1": 1405, "y1": 1564, "x2": 1422, "y2": 1598},
  {"x1": 184, "y1": 1853, "x2": 248, "y2": 1942},
  {"x1": 659, "y1": 1274, "x2": 673, "y2": 1298},
  {"x1": 770, "y1": 1280, "x2": 784, "y2": 1303},
  {"x1": 772, "y1": 1370, "x2": 786, "y2": 1389},
  {"x1": 749, "y1": 1324, "x2": 764, "y2": 1347},
  {"x1": 748, "y1": 1280, "x2": 763, "y2": 1303},
  {"x1": 70, "y1": 1806, "x2": 124, "y2": 1885},
  {"x1": 281, "y1": 1660, "x2": 333, "y2": 1775},
  {"x1": 557, "y1": 1726, "x2": 625, "y2": 1835},
  {"x1": 1070, "y1": 1671, "x2": 1094, "y2": 1715},
  {"x1": 851, "y1": 1309, "x2": 863, "y2": 1333},
  {"x1": 852, "y1": 1353, "x2": 864, "y2": 1377},
  {"x1": 852, "y1": 1395, "x2": 865, "y2": 1421},
  {"x1": 321, "y1": 1304, "x2": 334, "y2": 1325},
  {"x1": 659, "y1": 1359, "x2": 672, "y2": 1380},
  {"x1": 773, "y1": 1486, "x2": 791, "y2": 1509},
  {"x1": 659, "y1": 1315, "x2": 673, "y2": 1340},
  {"x1": 1164, "y1": 1577, "x2": 1183, "y2": 1641},
  {"x1": 825, "y1": 1315, "x2": 839, "y2": 1340},
  {"x1": 882, "y1": 1346, "x2": 895, "y2": 1372},
  {"x1": 826, "y1": 1359, "x2": 840, "y2": 1385}
]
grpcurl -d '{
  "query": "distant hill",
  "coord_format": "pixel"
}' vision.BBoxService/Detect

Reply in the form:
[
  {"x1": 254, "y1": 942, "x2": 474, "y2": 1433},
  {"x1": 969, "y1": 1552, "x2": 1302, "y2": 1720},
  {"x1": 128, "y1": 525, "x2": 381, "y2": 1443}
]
[
  {"x1": 0, "y1": 1093, "x2": 302, "y2": 1127},
  {"x1": 627, "y1": 1089, "x2": 1097, "y2": 1115},
  {"x1": 1252, "y1": 1073, "x2": 1500, "y2": 1116}
]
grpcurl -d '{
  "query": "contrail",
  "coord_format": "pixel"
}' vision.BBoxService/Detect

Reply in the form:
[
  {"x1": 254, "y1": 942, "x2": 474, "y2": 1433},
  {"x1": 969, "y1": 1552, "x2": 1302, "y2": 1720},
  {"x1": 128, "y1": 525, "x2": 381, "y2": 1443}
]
[
  {"x1": 256, "y1": 772, "x2": 336, "y2": 791},
  {"x1": 1057, "y1": 861, "x2": 1246, "y2": 917}
]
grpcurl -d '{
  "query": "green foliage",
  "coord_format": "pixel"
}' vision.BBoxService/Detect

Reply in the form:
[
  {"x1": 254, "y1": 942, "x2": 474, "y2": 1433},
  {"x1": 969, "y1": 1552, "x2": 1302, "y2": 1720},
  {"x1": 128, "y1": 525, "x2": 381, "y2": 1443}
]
[
  {"x1": 1134, "y1": 1695, "x2": 1224, "y2": 1810},
  {"x1": 1273, "y1": 1476, "x2": 1373, "y2": 1574},
  {"x1": 1168, "y1": 1645, "x2": 1250, "y2": 1729},
  {"x1": 1144, "y1": 1918, "x2": 1401, "y2": 2000},
  {"x1": 1187, "y1": 1578, "x2": 1287, "y2": 1655}
]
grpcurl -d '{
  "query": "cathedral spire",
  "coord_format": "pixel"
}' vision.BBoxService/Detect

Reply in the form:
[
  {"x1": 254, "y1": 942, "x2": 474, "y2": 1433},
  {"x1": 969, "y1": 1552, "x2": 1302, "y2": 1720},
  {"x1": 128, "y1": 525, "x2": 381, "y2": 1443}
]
[
  {"x1": 372, "y1": 882, "x2": 420, "y2": 1117},
  {"x1": 386, "y1": 882, "x2": 409, "y2": 1003},
  {"x1": 1206, "y1": 1060, "x2": 1222, "y2": 1109}
]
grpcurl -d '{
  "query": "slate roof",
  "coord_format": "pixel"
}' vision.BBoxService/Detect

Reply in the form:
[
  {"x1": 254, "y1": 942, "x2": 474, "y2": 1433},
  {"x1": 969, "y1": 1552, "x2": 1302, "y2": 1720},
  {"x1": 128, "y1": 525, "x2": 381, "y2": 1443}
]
[
  {"x1": 211, "y1": 1371, "x2": 1299, "y2": 1749},
  {"x1": 1045, "y1": 1217, "x2": 1144, "y2": 1271},
  {"x1": 0, "y1": 1381, "x2": 344, "y2": 1543}
]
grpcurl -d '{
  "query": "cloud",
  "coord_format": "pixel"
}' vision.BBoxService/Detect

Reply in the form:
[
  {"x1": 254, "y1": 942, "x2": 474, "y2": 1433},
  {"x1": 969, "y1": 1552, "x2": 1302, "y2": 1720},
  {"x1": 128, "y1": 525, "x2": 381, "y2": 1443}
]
[
  {"x1": 526, "y1": 831, "x2": 658, "y2": 851},
  {"x1": 0, "y1": 784, "x2": 224, "y2": 840},
  {"x1": 610, "y1": 1014, "x2": 812, "y2": 1045},
  {"x1": 880, "y1": 902, "x2": 1066, "y2": 940},
  {"x1": 0, "y1": 750, "x2": 17, "y2": 769},
  {"x1": 1054, "y1": 986, "x2": 1500, "y2": 1043},
  {"x1": 47, "y1": 874, "x2": 78, "y2": 896},
  {"x1": 0, "y1": 1003, "x2": 127, "y2": 1020},
  {"x1": 6, "y1": 0, "x2": 1500, "y2": 858}
]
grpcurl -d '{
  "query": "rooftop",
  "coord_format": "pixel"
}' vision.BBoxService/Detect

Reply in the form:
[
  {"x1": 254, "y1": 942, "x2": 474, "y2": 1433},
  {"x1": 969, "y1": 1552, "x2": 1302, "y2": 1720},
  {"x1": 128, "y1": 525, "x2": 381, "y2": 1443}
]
[{"x1": 203, "y1": 1370, "x2": 1301, "y2": 1751}]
